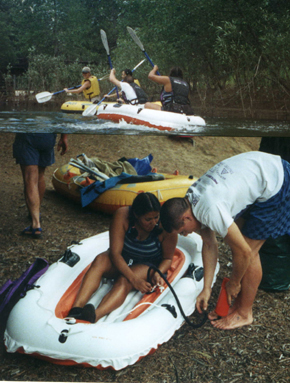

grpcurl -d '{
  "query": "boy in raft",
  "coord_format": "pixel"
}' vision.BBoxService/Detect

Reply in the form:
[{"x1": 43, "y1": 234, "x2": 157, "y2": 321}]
[
  {"x1": 64, "y1": 66, "x2": 101, "y2": 103},
  {"x1": 145, "y1": 65, "x2": 194, "y2": 115},
  {"x1": 160, "y1": 151, "x2": 290, "y2": 330},
  {"x1": 106, "y1": 68, "x2": 148, "y2": 105},
  {"x1": 68, "y1": 192, "x2": 177, "y2": 323}
]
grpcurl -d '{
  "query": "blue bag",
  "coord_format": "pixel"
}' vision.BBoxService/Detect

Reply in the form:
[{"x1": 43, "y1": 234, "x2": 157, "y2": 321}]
[{"x1": 127, "y1": 154, "x2": 153, "y2": 175}]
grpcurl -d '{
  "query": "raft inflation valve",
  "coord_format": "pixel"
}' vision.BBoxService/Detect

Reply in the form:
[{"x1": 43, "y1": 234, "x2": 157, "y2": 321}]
[
  {"x1": 194, "y1": 267, "x2": 204, "y2": 281},
  {"x1": 60, "y1": 249, "x2": 80, "y2": 267},
  {"x1": 58, "y1": 329, "x2": 70, "y2": 344},
  {"x1": 162, "y1": 304, "x2": 177, "y2": 318},
  {"x1": 147, "y1": 264, "x2": 208, "y2": 329},
  {"x1": 185, "y1": 263, "x2": 204, "y2": 281}
]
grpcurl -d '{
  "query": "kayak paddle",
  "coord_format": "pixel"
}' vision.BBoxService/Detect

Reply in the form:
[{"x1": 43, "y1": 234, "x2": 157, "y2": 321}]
[
  {"x1": 35, "y1": 73, "x2": 109, "y2": 103},
  {"x1": 100, "y1": 29, "x2": 119, "y2": 99},
  {"x1": 127, "y1": 27, "x2": 161, "y2": 75},
  {"x1": 82, "y1": 59, "x2": 146, "y2": 117},
  {"x1": 36, "y1": 86, "x2": 81, "y2": 103}
]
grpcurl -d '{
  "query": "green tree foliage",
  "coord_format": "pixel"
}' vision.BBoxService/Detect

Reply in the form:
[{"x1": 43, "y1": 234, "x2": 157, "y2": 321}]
[
  {"x1": 0, "y1": 0, "x2": 17, "y2": 72},
  {"x1": 2, "y1": 0, "x2": 290, "y2": 107}
]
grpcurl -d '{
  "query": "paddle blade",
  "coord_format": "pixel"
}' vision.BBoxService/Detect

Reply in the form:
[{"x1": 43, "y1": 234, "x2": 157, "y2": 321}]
[
  {"x1": 100, "y1": 29, "x2": 110, "y2": 55},
  {"x1": 132, "y1": 59, "x2": 146, "y2": 72},
  {"x1": 35, "y1": 91, "x2": 53, "y2": 103},
  {"x1": 82, "y1": 104, "x2": 97, "y2": 117},
  {"x1": 127, "y1": 27, "x2": 144, "y2": 51}
]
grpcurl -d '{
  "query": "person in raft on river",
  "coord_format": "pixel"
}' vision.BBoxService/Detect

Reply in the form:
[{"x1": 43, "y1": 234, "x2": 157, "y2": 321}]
[
  {"x1": 105, "y1": 68, "x2": 148, "y2": 105},
  {"x1": 159, "y1": 151, "x2": 290, "y2": 330},
  {"x1": 145, "y1": 65, "x2": 195, "y2": 115},
  {"x1": 64, "y1": 66, "x2": 101, "y2": 103},
  {"x1": 104, "y1": 68, "x2": 142, "y2": 101},
  {"x1": 67, "y1": 192, "x2": 177, "y2": 323}
]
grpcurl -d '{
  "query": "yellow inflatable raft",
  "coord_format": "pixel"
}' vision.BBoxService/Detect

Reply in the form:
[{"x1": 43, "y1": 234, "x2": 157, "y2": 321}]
[
  {"x1": 52, "y1": 163, "x2": 196, "y2": 214},
  {"x1": 60, "y1": 101, "x2": 113, "y2": 114}
]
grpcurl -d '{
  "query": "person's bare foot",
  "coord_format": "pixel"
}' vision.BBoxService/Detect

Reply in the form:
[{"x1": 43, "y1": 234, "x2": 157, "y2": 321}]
[
  {"x1": 208, "y1": 310, "x2": 219, "y2": 321},
  {"x1": 210, "y1": 309, "x2": 253, "y2": 330}
]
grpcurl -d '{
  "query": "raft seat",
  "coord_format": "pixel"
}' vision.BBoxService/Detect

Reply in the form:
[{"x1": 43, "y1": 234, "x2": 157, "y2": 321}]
[
  {"x1": 55, "y1": 247, "x2": 186, "y2": 322},
  {"x1": 124, "y1": 248, "x2": 185, "y2": 321}
]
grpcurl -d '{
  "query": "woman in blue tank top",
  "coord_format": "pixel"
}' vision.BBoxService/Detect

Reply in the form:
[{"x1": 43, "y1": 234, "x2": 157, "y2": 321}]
[{"x1": 68, "y1": 192, "x2": 177, "y2": 323}]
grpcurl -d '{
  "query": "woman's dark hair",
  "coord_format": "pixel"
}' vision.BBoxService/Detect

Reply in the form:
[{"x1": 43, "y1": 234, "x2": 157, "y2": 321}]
[
  {"x1": 169, "y1": 67, "x2": 183, "y2": 79},
  {"x1": 129, "y1": 192, "x2": 160, "y2": 223},
  {"x1": 124, "y1": 69, "x2": 133, "y2": 76}
]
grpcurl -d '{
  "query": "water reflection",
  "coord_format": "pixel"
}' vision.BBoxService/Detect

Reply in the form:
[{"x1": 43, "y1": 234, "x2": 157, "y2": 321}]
[{"x1": 0, "y1": 109, "x2": 289, "y2": 136}]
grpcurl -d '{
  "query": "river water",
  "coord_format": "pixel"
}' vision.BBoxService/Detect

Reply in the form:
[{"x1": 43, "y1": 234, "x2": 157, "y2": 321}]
[{"x1": 0, "y1": 107, "x2": 289, "y2": 136}]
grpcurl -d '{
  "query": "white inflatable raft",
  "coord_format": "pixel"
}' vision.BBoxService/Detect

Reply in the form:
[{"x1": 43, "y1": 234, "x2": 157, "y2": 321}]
[
  {"x1": 97, "y1": 103, "x2": 206, "y2": 131},
  {"x1": 4, "y1": 231, "x2": 219, "y2": 370}
]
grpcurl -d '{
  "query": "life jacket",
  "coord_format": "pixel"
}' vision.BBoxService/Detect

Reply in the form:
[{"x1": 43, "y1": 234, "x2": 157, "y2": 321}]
[
  {"x1": 122, "y1": 82, "x2": 148, "y2": 105},
  {"x1": 161, "y1": 77, "x2": 190, "y2": 107},
  {"x1": 134, "y1": 79, "x2": 141, "y2": 87},
  {"x1": 82, "y1": 76, "x2": 100, "y2": 100}
]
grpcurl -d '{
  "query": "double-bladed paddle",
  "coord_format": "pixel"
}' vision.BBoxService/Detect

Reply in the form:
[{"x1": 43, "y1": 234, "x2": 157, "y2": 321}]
[
  {"x1": 82, "y1": 59, "x2": 146, "y2": 117},
  {"x1": 127, "y1": 27, "x2": 161, "y2": 75}
]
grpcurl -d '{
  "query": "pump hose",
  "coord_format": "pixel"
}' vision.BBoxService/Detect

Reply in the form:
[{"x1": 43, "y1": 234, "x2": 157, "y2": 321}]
[{"x1": 146, "y1": 264, "x2": 208, "y2": 329}]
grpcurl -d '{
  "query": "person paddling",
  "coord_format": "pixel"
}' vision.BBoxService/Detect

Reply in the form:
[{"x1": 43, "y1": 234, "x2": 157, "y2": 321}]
[
  {"x1": 64, "y1": 66, "x2": 101, "y2": 103},
  {"x1": 106, "y1": 68, "x2": 148, "y2": 105},
  {"x1": 145, "y1": 65, "x2": 194, "y2": 115},
  {"x1": 104, "y1": 68, "x2": 142, "y2": 101}
]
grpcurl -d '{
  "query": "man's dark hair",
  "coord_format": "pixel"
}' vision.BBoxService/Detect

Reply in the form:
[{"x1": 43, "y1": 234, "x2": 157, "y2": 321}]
[
  {"x1": 160, "y1": 197, "x2": 189, "y2": 232},
  {"x1": 124, "y1": 69, "x2": 133, "y2": 76},
  {"x1": 124, "y1": 75, "x2": 134, "y2": 83}
]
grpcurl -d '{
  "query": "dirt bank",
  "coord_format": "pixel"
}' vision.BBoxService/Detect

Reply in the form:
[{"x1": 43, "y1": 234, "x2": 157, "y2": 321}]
[{"x1": 0, "y1": 133, "x2": 289, "y2": 383}]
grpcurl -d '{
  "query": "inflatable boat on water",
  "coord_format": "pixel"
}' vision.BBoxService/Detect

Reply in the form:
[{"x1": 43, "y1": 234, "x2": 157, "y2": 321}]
[
  {"x1": 61, "y1": 100, "x2": 113, "y2": 114},
  {"x1": 4, "y1": 231, "x2": 219, "y2": 370},
  {"x1": 97, "y1": 103, "x2": 206, "y2": 131},
  {"x1": 52, "y1": 162, "x2": 196, "y2": 214}
]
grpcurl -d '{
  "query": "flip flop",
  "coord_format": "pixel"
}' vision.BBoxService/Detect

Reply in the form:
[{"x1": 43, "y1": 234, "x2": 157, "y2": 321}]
[{"x1": 21, "y1": 226, "x2": 43, "y2": 239}]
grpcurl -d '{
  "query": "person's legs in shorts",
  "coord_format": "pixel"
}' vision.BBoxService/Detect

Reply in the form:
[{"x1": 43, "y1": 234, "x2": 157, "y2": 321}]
[
  {"x1": 13, "y1": 134, "x2": 56, "y2": 237},
  {"x1": 20, "y1": 164, "x2": 45, "y2": 235}
]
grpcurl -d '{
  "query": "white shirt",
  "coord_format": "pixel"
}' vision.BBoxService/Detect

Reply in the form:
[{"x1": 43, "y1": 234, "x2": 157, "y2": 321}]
[
  {"x1": 186, "y1": 151, "x2": 284, "y2": 237},
  {"x1": 120, "y1": 82, "x2": 137, "y2": 102}
]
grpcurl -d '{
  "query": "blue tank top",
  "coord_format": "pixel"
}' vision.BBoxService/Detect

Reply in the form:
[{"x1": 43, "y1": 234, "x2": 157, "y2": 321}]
[{"x1": 121, "y1": 224, "x2": 162, "y2": 266}]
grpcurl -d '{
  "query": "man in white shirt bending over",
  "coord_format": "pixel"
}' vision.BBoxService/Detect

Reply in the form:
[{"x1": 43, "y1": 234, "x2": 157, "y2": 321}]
[{"x1": 160, "y1": 151, "x2": 290, "y2": 330}]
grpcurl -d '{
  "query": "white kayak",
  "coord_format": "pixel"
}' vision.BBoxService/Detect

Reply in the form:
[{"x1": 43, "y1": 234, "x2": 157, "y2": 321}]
[
  {"x1": 4, "y1": 231, "x2": 219, "y2": 370},
  {"x1": 97, "y1": 103, "x2": 206, "y2": 131}
]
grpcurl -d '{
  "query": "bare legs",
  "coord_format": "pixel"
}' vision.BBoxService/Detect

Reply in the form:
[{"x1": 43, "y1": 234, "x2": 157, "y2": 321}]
[
  {"x1": 73, "y1": 251, "x2": 118, "y2": 308},
  {"x1": 72, "y1": 253, "x2": 150, "y2": 323},
  {"x1": 94, "y1": 264, "x2": 149, "y2": 321},
  {"x1": 20, "y1": 164, "x2": 46, "y2": 231},
  {"x1": 209, "y1": 236, "x2": 265, "y2": 330}
]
